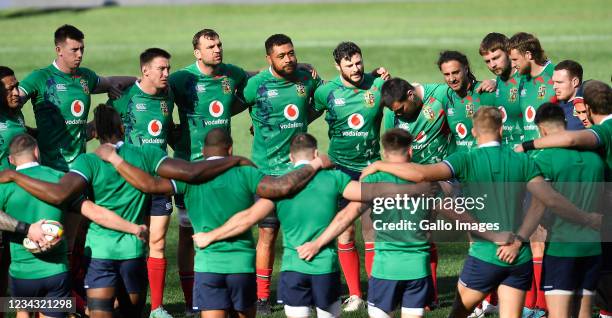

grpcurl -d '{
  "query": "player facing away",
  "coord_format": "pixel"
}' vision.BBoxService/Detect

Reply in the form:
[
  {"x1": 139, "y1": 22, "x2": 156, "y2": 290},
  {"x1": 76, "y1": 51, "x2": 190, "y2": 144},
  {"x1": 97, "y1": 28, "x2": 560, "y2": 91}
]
[
  {"x1": 552, "y1": 60, "x2": 587, "y2": 130},
  {"x1": 516, "y1": 80, "x2": 612, "y2": 318},
  {"x1": 93, "y1": 128, "x2": 333, "y2": 318},
  {"x1": 530, "y1": 103, "x2": 604, "y2": 318},
  {"x1": 436, "y1": 50, "x2": 496, "y2": 153},
  {"x1": 479, "y1": 32, "x2": 524, "y2": 146},
  {"x1": 313, "y1": 41, "x2": 390, "y2": 310},
  {"x1": 107, "y1": 48, "x2": 177, "y2": 318},
  {"x1": 359, "y1": 107, "x2": 602, "y2": 318},
  {"x1": 508, "y1": 32, "x2": 556, "y2": 142},
  {"x1": 169, "y1": 28, "x2": 252, "y2": 315},
  {"x1": 0, "y1": 132, "x2": 151, "y2": 318},
  {"x1": 244, "y1": 33, "x2": 323, "y2": 313}
]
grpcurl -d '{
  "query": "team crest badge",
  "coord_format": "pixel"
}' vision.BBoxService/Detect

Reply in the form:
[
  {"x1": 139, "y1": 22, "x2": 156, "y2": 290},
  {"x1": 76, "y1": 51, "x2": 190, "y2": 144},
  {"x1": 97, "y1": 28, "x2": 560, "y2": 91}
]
[
  {"x1": 423, "y1": 105, "x2": 435, "y2": 121},
  {"x1": 296, "y1": 82, "x2": 306, "y2": 97},
  {"x1": 79, "y1": 79, "x2": 89, "y2": 95},
  {"x1": 509, "y1": 88, "x2": 518, "y2": 103},
  {"x1": 363, "y1": 91, "x2": 375, "y2": 107},
  {"x1": 160, "y1": 101, "x2": 169, "y2": 116},
  {"x1": 221, "y1": 78, "x2": 231, "y2": 94},
  {"x1": 537, "y1": 85, "x2": 546, "y2": 99},
  {"x1": 465, "y1": 103, "x2": 474, "y2": 117}
]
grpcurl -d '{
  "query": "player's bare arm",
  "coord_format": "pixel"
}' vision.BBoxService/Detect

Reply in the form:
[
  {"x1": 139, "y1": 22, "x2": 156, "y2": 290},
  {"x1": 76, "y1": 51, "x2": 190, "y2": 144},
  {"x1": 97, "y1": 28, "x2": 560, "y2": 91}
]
[
  {"x1": 360, "y1": 161, "x2": 452, "y2": 182},
  {"x1": 341, "y1": 180, "x2": 441, "y2": 202},
  {"x1": 0, "y1": 211, "x2": 49, "y2": 247},
  {"x1": 79, "y1": 199, "x2": 148, "y2": 241},
  {"x1": 93, "y1": 76, "x2": 138, "y2": 98},
  {"x1": 192, "y1": 199, "x2": 275, "y2": 249},
  {"x1": 256, "y1": 155, "x2": 331, "y2": 199},
  {"x1": 0, "y1": 169, "x2": 86, "y2": 206},
  {"x1": 527, "y1": 176, "x2": 602, "y2": 229}
]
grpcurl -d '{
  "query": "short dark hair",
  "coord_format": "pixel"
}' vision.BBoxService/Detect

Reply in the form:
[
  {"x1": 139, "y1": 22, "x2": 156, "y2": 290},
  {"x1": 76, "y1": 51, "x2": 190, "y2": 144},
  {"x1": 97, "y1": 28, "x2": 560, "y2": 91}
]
[
  {"x1": 265, "y1": 34, "x2": 293, "y2": 55},
  {"x1": 192, "y1": 29, "x2": 219, "y2": 49},
  {"x1": 0, "y1": 66, "x2": 15, "y2": 80},
  {"x1": 479, "y1": 32, "x2": 509, "y2": 55},
  {"x1": 380, "y1": 78, "x2": 415, "y2": 108},
  {"x1": 9, "y1": 133, "x2": 37, "y2": 156},
  {"x1": 140, "y1": 48, "x2": 171, "y2": 67},
  {"x1": 333, "y1": 42, "x2": 362, "y2": 64},
  {"x1": 508, "y1": 32, "x2": 548, "y2": 65},
  {"x1": 94, "y1": 104, "x2": 123, "y2": 142},
  {"x1": 54, "y1": 24, "x2": 84, "y2": 45},
  {"x1": 204, "y1": 128, "x2": 233, "y2": 148},
  {"x1": 382, "y1": 129, "x2": 413, "y2": 153},
  {"x1": 554, "y1": 60, "x2": 583, "y2": 84},
  {"x1": 290, "y1": 133, "x2": 317, "y2": 154},
  {"x1": 534, "y1": 102, "x2": 566, "y2": 127},
  {"x1": 583, "y1": 80, "x2": 612, "y2": 115}
]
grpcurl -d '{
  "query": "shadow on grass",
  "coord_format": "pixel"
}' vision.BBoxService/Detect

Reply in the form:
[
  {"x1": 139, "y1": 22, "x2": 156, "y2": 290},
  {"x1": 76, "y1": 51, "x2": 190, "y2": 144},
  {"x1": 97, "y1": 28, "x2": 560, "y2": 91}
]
[{"x1": 0, "y1": 1, "x2": 118, "y2": 19}]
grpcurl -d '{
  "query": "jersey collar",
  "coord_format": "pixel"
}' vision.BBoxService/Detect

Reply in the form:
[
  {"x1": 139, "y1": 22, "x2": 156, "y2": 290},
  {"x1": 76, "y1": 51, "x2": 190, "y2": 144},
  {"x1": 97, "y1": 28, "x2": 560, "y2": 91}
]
[
  {"x1": 294, "y1": 159, "x2": 311, "y2": 167},
  {"x1": 16, "y1": 162, "x2": 40, "y2": 171},
  {"x1": 206, "y1": 156, "x2": 225, "y2": 160},
  {"x1": 478, "y1": 141, "x2": 501, "y2": 148},
  {"x1": 600, "y1": 114, "x2": 612, "y2": 124},
  {"x1": 113, "y1": 141, "x2": 125, "y2": 149}
]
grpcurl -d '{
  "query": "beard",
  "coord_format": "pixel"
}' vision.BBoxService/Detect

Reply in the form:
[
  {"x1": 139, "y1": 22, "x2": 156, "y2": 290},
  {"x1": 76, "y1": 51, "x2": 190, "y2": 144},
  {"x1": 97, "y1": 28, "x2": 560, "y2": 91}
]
[
  {"x1": 340, "y1": 70, "x2": 364, "y2": 87},
  {"x1": 272, "y1": 62, "x2": 297, "y2": 79}
]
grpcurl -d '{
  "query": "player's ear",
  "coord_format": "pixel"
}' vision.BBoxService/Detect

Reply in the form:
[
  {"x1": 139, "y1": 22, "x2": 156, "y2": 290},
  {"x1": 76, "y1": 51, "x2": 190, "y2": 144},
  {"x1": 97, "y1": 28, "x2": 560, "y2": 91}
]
[
  {"x1": 8, "y1": 155, "x2": 15, "y2": 166},
  {"x1": 33, "y1": 146, "x2": 40, "y2": 162},
  {"x1": 266, "y1": 54, "x2": 272, "y2": 66},
  {"x1": 525, "y1": 50, "x2": 533, "y2": 61},
  {"x1": 381, "y1": 149, "x2": 387, "y2": 160},
  {"x1": 471, "y1": 127, "x2": 478, "y2": 139},
  {"x1": 571, "y1": 77, "x2": 580, "y2": 89},
  {"x1": 313, "y1": 149, "x2": 319, "y2": 159},
  {"x1": 334, "y1": 62, "x2": 341, "y2": 73},
  {"x1": 194, "y1": 49, "x2": 201, "y2": 60},
  {"x1": 407, "y1": 146, "x2": 413, "y2": 161},
  {"x1": 228, "y1": 146, "x2": 233, "y2": 156},
  {"x1": 289, "y1": 153, "x2": 295, "y2": 163},
  {"x1": 55, "y1": 44, "x2": 61, "y2": 56}
]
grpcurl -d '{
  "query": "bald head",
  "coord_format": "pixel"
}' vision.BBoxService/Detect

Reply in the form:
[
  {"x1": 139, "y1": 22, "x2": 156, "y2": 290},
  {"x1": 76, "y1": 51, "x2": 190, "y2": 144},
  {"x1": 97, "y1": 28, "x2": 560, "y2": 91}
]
[{"x1": 203, "y1": 128, "x2": 233, "y2": 157}]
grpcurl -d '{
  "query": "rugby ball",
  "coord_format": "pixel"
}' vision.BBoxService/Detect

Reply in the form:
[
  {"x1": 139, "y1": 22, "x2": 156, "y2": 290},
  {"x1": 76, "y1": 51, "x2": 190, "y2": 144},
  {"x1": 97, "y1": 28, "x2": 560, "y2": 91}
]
[{"x1": 23, "y1": 220, "x2": 64, "y2": 254}]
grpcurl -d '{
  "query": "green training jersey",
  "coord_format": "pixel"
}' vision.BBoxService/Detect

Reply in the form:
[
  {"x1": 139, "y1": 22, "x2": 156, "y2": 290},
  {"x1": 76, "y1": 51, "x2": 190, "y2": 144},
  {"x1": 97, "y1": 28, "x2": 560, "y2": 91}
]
[
  {"x1": 314, "y1": 74, "x2": 384, "y2": 172},
  {"x1": 520, "y1": 62, "x2": 556, "y2": 141},
  {"x1": 70, "y1": 143, "x2": 167, "y2": 260},
  {"x1": 276, "y1": 166, "x2": 351, "y2": 275},
  {"x1": 532, "y1": 147, "x2": 604, "y2": 257},
  {"x1": 170, "y1": 62, "x2": 249, "y2": 161},
  {"x1": 0, "y1": 164, "x2": 68, "y2": 279},
  {"x1": 363, "y1": 171, "x2": 431, "y2": 280},
  {"x1": 19, "y1": 62, "x2": 99, "y2": 171},
  {"x1": 383, "y1": 84, "x2": 451, "y2": 164},
  {"x1": 444, "y1": 143, "x2": 540, "y2": 266},
  {"x1": 495, "y1": 72, "x2": 524, "y2": 145},
  {"x1": 443, "y1": 82, "x2": 496, "y2": 153},
  {"x1": 108, "y1": 82, "x2": 174, "y2": 151},
  {"x1": 175, "y1": 165, "x2": 264, "y2": 274},
  {"x1": 245, "y1": 68, "x2": 322, "y2": 175},
  {"x1": 0, "y1": 109, "x2": 26, "y2": 170},
  {"x1": 590, "y1": 117, "x2": 612, "y2": 181}
]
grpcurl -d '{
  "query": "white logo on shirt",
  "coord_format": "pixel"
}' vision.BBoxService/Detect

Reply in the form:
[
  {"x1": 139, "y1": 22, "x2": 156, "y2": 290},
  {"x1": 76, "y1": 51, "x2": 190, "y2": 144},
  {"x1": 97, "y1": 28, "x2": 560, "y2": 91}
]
[
  {"x1": 196, "y1": 84, "x2": 206, "y2": 93},
  {"x1": 135, "y1": 104, "x2": 147, "y2": 111},
  {"x1": 334, "y1": 98, "x2": 346, "y2": 106},
  {"x1": 56, "y1": 84, "x2": 67, "y2": 92},
  {"x1": 268, "y1": 90, "x2": 279, "y2": 98}
]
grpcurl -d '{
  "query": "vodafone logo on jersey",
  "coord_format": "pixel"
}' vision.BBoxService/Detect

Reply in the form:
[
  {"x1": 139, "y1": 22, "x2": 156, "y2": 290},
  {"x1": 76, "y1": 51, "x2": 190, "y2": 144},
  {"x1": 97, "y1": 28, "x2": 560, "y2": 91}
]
[
  {"x1": 209, "y1": 101, "x2": 224, "y2": 118},
  {"x1": 498, "y1": 106, "x2": 507, "y2": 123},
  {"x1": 71, "y1": 100, "x2": 85, "y2": 117},
  {"x1": 148, "y1": 120, "x2": 163, "y2": 137},
  {"x1": 347, "y1": 113, "x2": 365, "y2": 130},
  {"x1": 415, "y1": 131, "x2": 427, "y2": 143},
  {"x1": 525, "y1": 106, "x2": 536, "y2": 122},
  {"x1": 456, "y1": 123, "x2": 468, "y2": 139},
  {"x1": 284, "y1": 104, "x2": 299, "y2": 121}
]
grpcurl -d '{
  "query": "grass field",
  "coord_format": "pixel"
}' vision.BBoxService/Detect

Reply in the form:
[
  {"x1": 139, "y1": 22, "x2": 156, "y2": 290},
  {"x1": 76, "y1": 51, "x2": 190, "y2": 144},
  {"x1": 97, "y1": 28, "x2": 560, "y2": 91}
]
[{"x1": 1, "y1": 0, "x2": 611, "y2": 317}]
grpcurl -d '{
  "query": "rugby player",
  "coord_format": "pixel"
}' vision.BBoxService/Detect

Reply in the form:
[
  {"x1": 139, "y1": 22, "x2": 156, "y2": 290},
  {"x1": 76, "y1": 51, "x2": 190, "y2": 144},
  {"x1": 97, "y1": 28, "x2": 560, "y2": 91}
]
[
  {"x1": 313, "y1": 41, "x2": 390, "y2": 310},
  {"x1": 552, "y1": 60, "x2": 585, "y2": 130}
]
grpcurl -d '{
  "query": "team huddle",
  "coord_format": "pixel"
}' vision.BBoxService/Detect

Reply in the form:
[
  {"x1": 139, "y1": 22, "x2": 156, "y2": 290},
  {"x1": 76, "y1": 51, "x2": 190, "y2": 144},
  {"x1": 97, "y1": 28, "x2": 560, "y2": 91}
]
[{"x1": 0, "y1": 24, "x2": 610, "y2": 318}]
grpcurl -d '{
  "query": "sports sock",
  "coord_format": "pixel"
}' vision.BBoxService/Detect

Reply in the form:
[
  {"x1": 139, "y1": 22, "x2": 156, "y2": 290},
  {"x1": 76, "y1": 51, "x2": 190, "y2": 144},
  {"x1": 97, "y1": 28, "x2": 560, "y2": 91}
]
[
  {"x1": 147, "y1": 257, "x2": 167, "y2": 310},
  {"x1": 364, "y1": 242, "x2": 375, "y2": 278},
  {"x1": 179, "y1": 270, "x2": 194, "y2": 310},
  {"x1": 430, "y1": 243, "x2": 439, "y2": 303},
  {"x1": 256, "y1": 268, "x2": 273, "y2": 300},
  {"x1": 338, "y1": 241, "x2": 362, "y2": 298}
]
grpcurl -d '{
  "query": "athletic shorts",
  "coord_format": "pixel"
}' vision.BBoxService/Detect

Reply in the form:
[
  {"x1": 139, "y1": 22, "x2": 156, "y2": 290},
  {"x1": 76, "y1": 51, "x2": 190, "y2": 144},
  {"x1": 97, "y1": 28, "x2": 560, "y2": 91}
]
[
  {"x1": 192, "y1": 272, "x2": 256, "y2": 311},
  {"x1": 148, "y1": 195, "x2": 173, "y2": 216},
  {"x1": 542, "y1": 254, "x2": 601, "y2": 293},
  {"x1": 278, "y1": 271, "x2": 340, "y2": 310},
  {"x1": 84, "y1": 257, "x2": 147, "y2": 293},
  {"x1": 256, "y1": 195, "x2": 279, "y2": 229},
  {"x1": 10, "y1": 272, "x2": 71, "y2": 318},
  {"x1": 335, "y1": 165, "x2": 360, "y2": 210},
  {"x1": 459, "y1": 255, "x2": 533, "y2": 293},
  {"x1": 367, "y1": 275, "x2": 433, "y2": 314},
  {"x1": 174, "y1": 194, "x2": 186, "y2": 210}
]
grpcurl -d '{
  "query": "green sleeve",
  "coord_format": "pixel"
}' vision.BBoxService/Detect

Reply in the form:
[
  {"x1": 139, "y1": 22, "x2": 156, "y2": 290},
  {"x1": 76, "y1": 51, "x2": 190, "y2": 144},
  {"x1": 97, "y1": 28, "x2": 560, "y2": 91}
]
[
  {"x1": 81, "y1": 67, "x2": 100, "y2": 92},
  {"x1": 523, "y1": 153, "x2": 542, "y2": 181},
  {"x1": 479, "y1": 91, "x2": 496, "y2": 106},
  {"x1": 243, "y1": 76, "x2": 259, "y2": 106},
  {"x1": 69, "y1": 154, "x2": 94, "y2": 183},
  {"x1": 590, "y1": 124, "x2": 611, "y2": 152},
  {"x1": 383, "y1": 108, "x2": 395, "y2": 130},
  {"x1": 18, "y1": 70, "x2": 43, "y2": 97},
  {"x1": 313, "y1": 85, "x2": 329, "y2": 112},
  {"x1": 233, "y1": 66, "x2": 249, "y2": 102},
  {"x1": 374, "y1": 77, "x2": 386, "y2": 90},
  {"x1": 443, "y1": 152, "x2": 469, "y2": 180},
  {"x1": 106, "y1": 89, "x2": 129, "y2": 119},
  {"x1": 174, "y1": 180, "x2": 188, "y2": 195},
  {"x1": 531, "y1": 150, "x2": 553, "y2": 180},
  {"x1": 240, "y1": 166, "x2": 266, "y2": 194},
  {"x1": 334, "y1": 170, "x2": 352, "y2": 195},
  {"x1": 0, "y1": 184, "x2": 10, "y2": 208},
  {"x1": 140, "y1": 145, "x2": 169, "y2": 175},
  {"x1": 423, "y1": 83, "x2": 449, "y2": 103}
]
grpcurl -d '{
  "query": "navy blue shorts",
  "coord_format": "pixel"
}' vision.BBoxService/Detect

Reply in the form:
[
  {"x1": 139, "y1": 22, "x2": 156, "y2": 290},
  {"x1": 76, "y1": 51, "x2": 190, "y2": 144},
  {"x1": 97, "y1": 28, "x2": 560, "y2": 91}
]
[
  {"x1": 10, "y1": 272, "x2": 70, "y2": 318},
  {"x1": 335, "y1": 165, "x2": 360, "y2": 210},
  {"x1": 174, "y1": 194, "x2": 185, "y2": 210},
  {"x1": 367, "y1": 276, "x2": 433, "y2": 312},
  {"x1": 256, "y1": 195, "x2": 279, "y2": 229},
  {"x1": 192, "y1": 272, "x2": 256, "y2": 311},
  {"x1": 84, "y1": 258, "x2": 147, "y2": 293},
  {"x1": 542, "y1": 254, "x2": 601, "y2": 292},
  {"x1": 459, "y1": 256, "x2": 533, "y2": 293},
  {"x1": 278, "y1": 271, "x2": 340, "y2": 309},
  {"x1": 148, "y1": 195, "x2": 173, "y2": 216}
]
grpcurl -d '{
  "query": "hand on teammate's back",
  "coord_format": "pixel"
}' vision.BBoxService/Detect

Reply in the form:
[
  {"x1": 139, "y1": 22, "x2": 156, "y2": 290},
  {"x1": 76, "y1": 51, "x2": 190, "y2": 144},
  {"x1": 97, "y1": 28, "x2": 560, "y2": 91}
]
[
  {"x1": 476, "y1": 79, "x2": 497, "y2": 93},
  {"x1": 314, "y1": 153, "x2": 333, "y2": 170},
  {"x1": 0, "y1": 169, "x2": 15, "y2": 183},
  {"x1": 95, "y1": 143, "x2": 120, "y2": 163},
  {"x1": 586, "y1": 213, "x2": 603, "y2": 230},
  {"x1": 372, "y1": 67, "x2": 391, "y2": 80},
  {"x1": 296, "y1": 63, "x2": 317, "y2": 79},
  {"x1": 27, "y1": 219, "x2": 51, "y2": 249},
  {"x1": 236, "y1": 156, "x2": 255, "y2": 167},
  {"x1": 359, "y1": 161, "x2": 380, "y2": 181},
  {"x1": 192, "y1": 232, "x2": 214, "y2": 249},
  {"x1": 496, "y1": 239, "x2": 521, "y2": 264},
  {"x1": 296, "y1": 241, "x2": 321, "y2": 261},
  {"x1": 134, "y1": 224, "x2": 149, "y2": 243},
  {"x1": 513, "y1": 144, "x2": 525, "y2": 152}
]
